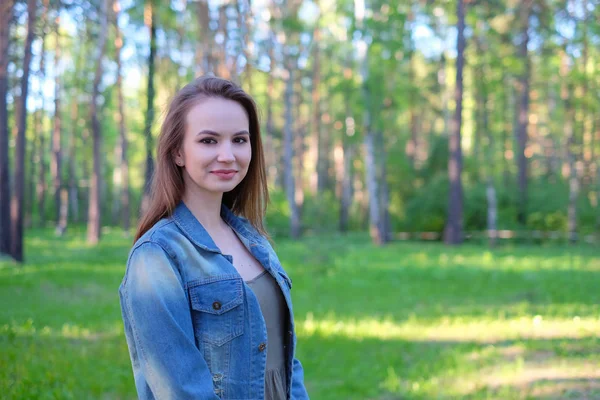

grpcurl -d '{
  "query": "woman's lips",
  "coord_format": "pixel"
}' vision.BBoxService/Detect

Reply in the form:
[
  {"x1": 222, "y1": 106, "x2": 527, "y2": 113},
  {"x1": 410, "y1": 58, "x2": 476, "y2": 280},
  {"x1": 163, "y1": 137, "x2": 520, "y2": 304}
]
[{"x1": 211, "y1": 171, "x2": 237, "y2": 180}]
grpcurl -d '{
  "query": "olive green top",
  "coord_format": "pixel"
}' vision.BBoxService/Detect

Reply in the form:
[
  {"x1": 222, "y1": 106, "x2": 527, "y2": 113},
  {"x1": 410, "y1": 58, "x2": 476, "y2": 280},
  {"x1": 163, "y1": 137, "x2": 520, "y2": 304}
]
[{"x1": 246, "y1": 270, "x2": 288, "y2": 400}]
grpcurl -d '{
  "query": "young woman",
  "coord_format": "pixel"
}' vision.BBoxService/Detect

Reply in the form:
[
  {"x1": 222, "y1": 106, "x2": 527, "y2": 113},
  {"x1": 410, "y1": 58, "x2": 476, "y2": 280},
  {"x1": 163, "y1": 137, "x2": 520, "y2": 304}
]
[{"x1": 119, "y1": 76, "x2": 310, "y2": 400}]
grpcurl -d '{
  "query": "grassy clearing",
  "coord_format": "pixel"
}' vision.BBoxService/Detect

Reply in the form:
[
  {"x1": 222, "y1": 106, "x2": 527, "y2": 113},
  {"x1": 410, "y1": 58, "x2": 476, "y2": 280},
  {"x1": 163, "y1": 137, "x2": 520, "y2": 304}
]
[{"x1": 1, "y1": 228, "x2": 598, "y2": 399}]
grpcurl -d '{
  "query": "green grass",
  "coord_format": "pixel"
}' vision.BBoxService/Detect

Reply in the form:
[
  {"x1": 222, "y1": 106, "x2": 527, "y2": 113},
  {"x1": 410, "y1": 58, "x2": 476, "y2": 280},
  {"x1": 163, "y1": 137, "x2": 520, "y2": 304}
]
[{"x1": 1, "y1": 228, "x2": 599, "y2": 399}]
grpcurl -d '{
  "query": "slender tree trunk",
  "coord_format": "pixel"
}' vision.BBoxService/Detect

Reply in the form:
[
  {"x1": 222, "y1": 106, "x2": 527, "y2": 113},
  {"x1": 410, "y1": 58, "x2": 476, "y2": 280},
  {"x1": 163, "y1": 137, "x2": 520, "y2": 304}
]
[
  {"x1": 594, "y1": 119, "x2": 600, "y2": 231},
  {"x1": 27, "y1": 1, "x2": 49, "y2": 229},
  {"x1": 503, "y1": 74, "x2": 512, "y2": 188},
  {"x1": 68, "y1": 128, "x2": 78, "y2": 223},
  {"x1": 87, "y1": 0, "x2": 108, "y2": 244},
  {"x1": 67, "y1": 88, "x2": 78, "y2": 225},
  {"x1": 294, "y1": 72, "x2": 305, "y2": 221},
  {"x1": 581, "y1": 0, "x2": 591, "y2": 187},
  {"x1": 56, "y1": 67, "x2": 74, "y2": 235},
  {"x1": 444, "y1": 0, "x2": 465, "y2": 245},
  {"x1": 516, "y1": 0, "x2": 532, "y2": 225},
  {"x1": 0, "y1": 0, "x2": 14, "y2": 255},
  {"x1": 216, "y1": 5, "x2": 231, "y2": 80},
  {"x1": 52, "y1": 15, "x2": 63, "y2": 227},
  {"x1": 361, "y1": 60, "x2": 381, "y2": 243},
  {"x1": 340, "y1": 76, "x2": 354, "y2": 232},
  {"x1": 364, "y1": 130, "x2": 381, "y2": 244},
  {"x1": 0, "y1": 0, "x2": 14, "y2": 254},
  {"x1": 141, "y1": 2, "x2": 157, "y2": 214},
  {"x1": 238, "y1": 0, "x2": 253, "y2": 90},
  {"x1": 561, "y1": 47, "x2": 578, "y2": 243},
  {"x1": 475, "y1": 34, "x2": 497, "y2": 246},
  {"x1": 265, "y1": 32, "x2": 276, "y2": 188},
  {"x1": 407, "y1": 47, "x2": 418, "y2": 166},
  {"x1": 377, "y1": 128, "x2": 391, "y2": 243},
  {"x1": 355, "y1": 1, "x2": 382, "y2": 244},
  {"x1": 311, "y1": 15, "x2": 321, "y2": 195},
  {"x1": 36, "y1": 126, "x2": 47, "y2": 227},
  {"x1": 196, "y1": 0, "x2": 212, "y2": 76},
  {"x1": 114, "y1": 0, "x2": 130, "y2": 233},
  {"x1": 10, "y1": 0, "x2": 37, "y2": 262},
  {"x1": 27, "y1": 110, "x2": 39, "y2": 228},
  {"x1": 440, "y1": 53, "x2": 450, "y2": 137},
  {"x1": 284, "y1": 59, "x2": 300, "y2": 238}
]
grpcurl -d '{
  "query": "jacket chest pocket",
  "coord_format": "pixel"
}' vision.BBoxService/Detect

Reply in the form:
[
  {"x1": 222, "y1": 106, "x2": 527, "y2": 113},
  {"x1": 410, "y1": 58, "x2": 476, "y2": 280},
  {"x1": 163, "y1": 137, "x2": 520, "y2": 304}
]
[{"x1": 188, "y1": 276, "x2": 245, "y2": 346}]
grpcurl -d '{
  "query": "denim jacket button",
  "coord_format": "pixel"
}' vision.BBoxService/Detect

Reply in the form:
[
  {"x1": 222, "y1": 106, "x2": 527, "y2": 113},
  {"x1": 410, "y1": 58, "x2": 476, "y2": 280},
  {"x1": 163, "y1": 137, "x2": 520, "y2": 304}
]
[
  {"x1": 212, "y1": 301, "x2": 222, "y2": 310},
  {"x1": 258, "y1": 342, "x2": 266, "y2": 352}
]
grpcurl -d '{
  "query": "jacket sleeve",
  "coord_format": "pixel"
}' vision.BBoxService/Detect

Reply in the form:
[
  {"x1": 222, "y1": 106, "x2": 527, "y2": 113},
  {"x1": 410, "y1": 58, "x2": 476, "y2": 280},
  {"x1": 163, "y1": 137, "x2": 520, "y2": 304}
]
[
  {"x1": 119, "y1": 241, "x2": 219, "y2": 400},
  {"x1": 291, "y1": 357, "x2": 310, "y2": 399}
]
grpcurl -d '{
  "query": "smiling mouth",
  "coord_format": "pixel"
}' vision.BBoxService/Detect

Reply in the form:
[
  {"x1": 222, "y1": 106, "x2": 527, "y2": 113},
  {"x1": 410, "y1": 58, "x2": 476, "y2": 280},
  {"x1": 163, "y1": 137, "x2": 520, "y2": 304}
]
[{"x1": 211, "y1": 170, "x2": 237, "y2": 179}]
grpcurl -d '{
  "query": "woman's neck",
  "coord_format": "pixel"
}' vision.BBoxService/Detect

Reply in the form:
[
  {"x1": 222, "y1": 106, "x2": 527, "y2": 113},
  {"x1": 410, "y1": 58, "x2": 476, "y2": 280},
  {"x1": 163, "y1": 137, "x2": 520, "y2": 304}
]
[{"x1": 182, "y1": 188, "x2": 227, "y2": 233}]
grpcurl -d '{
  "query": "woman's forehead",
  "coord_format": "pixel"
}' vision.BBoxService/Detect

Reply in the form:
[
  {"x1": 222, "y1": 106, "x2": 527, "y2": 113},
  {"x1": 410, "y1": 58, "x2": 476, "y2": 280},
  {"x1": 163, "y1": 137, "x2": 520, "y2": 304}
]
[{"x1": 185, "y1": 98, "x2": 250, "y2": 134}]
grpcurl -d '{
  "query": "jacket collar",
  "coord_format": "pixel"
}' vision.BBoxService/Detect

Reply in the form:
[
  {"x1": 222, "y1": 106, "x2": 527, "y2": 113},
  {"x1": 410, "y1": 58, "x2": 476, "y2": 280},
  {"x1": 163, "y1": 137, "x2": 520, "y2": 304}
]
[{"x1": 171, "y1": 201, "x2": 257, "y2": 253}]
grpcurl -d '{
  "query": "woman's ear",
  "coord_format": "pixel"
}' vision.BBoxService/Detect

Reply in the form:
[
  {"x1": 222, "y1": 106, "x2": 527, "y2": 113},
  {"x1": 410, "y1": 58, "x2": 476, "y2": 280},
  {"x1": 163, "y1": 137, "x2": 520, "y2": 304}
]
[{"x1": 173, "y1": 150, "x2": 184, "y2": 167}]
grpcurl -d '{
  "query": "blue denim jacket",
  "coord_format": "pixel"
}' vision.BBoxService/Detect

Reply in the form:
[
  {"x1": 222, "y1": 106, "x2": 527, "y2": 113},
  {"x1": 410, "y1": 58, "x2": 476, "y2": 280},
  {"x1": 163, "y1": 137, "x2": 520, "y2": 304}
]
[{"x1": 119, "y1": 202, "x2": 310, "y2": 399}]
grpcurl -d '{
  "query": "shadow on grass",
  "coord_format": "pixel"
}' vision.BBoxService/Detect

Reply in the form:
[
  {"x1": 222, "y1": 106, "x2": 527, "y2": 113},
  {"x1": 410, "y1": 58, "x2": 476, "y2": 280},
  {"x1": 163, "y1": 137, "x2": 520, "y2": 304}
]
[{"x1": 1, "y1": 329, "x2": 135, "y2": 399}]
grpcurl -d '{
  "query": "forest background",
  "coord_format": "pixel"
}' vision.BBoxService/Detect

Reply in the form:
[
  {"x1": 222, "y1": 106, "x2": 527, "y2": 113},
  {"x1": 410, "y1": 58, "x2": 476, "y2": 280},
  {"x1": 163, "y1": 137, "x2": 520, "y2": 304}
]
[{"x1": 1, "y1": 0, "x2": 599, "y2": 398}]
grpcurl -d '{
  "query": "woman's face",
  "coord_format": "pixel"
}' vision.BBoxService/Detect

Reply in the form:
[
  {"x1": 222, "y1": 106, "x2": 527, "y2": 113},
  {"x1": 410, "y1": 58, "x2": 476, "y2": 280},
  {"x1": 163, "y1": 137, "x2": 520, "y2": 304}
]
[{"x1": 176, "y1": 97, "x2": 251, "y2": 198}]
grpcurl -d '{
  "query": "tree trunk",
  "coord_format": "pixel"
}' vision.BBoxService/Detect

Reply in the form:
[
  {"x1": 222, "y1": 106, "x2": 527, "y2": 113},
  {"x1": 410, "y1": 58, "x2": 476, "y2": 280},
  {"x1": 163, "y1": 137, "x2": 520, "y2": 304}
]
[
  {"x1": 294, "y1": 71, "x2": 305, "y2": 222},
  {"x1": 114, "y1": 0, "x2": 130, "y2": 234},
  {"x1": 36, "y1": 127, "x2": 47, "y2": 227},
  {"x1": 265, "y1": 33, "x2": 276, "y2": 188},
  {"x1": 340, "y1": 141, "x2": 353, "y2": 233},
  {"x1": 516, "y1": 0, "x2": 532, "y2": 226},
  {"x1": 503, "y1": 74, "x2": 512, "y2": 188},
  {"x1": 238, "y1": 0, "x2": 253, "y2": 90},
  {"x1": 56, "y1": 80, "x2": 76, "y2": 235},
  {"x1": 216, "y1": 5, "x2": 231, "y2": 80},
  {"x1": 27, "y1": 110, "x2": 39, "y2": 228},
  {"x1": 407, "y1": 47, "x2": 418, "y2": 166},
  {"x1": 364, "y1": 130, "x2": 381, "y2": 244},
  {"x1": 311, "y1": 17, "x2": 321, "y2": 195},
  {"x1": 440, "y1": 52, "x2": 450, "y2": 137},
  {"x1": 581, "y1": 0, "x2": 591, "y2": 187},
  {"x1": 0, "y1": 0, "x2": 13, "y2": 256},
  {"x1": 87, "y1": 0, "x2": 108, "y2": 244},
  {"x1": 474, "y1": 33, "x2": 497, "y2": 246},
  {"x1": 141, "y1": 1, "x2": 157, "y2": 215},
  {"x1": 10, "y1": 0, "x2": 37, "y2": 262},
  {"x1": 339, "y1": 59, "x2": 354, "y2": 233},
  {"x1": 195, "y1": 0, "x2": 212, "y2": 76},
  {"x1": 486, "y1": 179, "x2": 497, "y2": 246},
  {"x1": 444, "y1": 0, "x2": 465, "y2": 245},
  {"x1": 561, "y1": 47, "x2": 578, "y2": 243},
  {"x1": 594, "y1": 119, "x2": 600, "y2": 231},
  {"x1": 284, "y1": 60, "x2": 300, "y2": 239},
  {"x1": 52, "y1": 15, "x2": 63, "y2": 227},
  {"x1": 27, "y1": 0, "x2": 49, "y2": 228},
  {"x1": 67, "y1": 87, "x2": 78, "y2": 225},
  {"x1": 377, "y1": 128, "x2": 391, "y2": 243}
]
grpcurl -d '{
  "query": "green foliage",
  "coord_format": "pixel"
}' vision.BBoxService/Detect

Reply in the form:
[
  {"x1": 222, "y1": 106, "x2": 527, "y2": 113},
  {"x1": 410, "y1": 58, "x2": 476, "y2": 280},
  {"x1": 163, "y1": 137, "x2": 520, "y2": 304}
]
[
  {"x1": 403, "y1": 173, "x2": 448, "y2": 233},
  {"x1": 266, "y1": 189, "x2": 363, "y2": 238}
]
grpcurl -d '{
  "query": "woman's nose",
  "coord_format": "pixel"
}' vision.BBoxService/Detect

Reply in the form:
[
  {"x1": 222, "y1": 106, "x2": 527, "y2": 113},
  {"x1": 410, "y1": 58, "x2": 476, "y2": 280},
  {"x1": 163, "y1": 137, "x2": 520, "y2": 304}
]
[{"x1": 217, "y1": 143, "x2": 235, "y2": 162}]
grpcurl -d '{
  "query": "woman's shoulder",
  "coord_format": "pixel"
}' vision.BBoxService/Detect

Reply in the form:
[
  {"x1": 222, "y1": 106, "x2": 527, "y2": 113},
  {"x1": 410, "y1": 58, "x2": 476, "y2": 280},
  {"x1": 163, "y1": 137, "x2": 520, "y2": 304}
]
[
  {"x1": 131, "y1": 218, "x2": 176, "y2": 250},
  {"x1": 122, "y1": 218, "x2": 186, "y2": 286}
]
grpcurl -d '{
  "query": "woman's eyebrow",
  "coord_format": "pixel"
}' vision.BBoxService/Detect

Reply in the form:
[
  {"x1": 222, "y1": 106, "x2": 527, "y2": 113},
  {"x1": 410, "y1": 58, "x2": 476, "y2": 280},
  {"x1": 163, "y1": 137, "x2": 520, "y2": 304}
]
[{"x1": 196, "y1": 130, "x2": 250, "y2": 136}]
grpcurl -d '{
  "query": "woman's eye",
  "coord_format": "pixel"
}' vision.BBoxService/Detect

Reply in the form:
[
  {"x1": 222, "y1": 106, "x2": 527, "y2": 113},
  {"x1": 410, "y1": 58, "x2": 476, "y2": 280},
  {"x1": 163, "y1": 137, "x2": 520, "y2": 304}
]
[
  {"x1": 199, "y1": 138, "x2": 217, "y2": 144},
  {"x1": 234, "y1": 137, "x2": 248, "y2": 144}
]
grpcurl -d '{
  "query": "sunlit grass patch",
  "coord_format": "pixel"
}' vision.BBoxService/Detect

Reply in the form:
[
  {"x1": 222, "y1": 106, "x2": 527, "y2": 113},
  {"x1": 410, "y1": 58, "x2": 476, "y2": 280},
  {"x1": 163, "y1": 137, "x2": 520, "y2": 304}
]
[{"x1": 296, "y1": 314, "x2": 600, "y2": 343}]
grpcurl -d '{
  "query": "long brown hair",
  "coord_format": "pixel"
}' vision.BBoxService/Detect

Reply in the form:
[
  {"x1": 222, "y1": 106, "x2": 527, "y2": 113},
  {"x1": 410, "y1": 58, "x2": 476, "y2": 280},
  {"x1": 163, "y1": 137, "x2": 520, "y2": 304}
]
[{"x1": 134, "y1": 76, "x2": 269, "y2": 242}]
